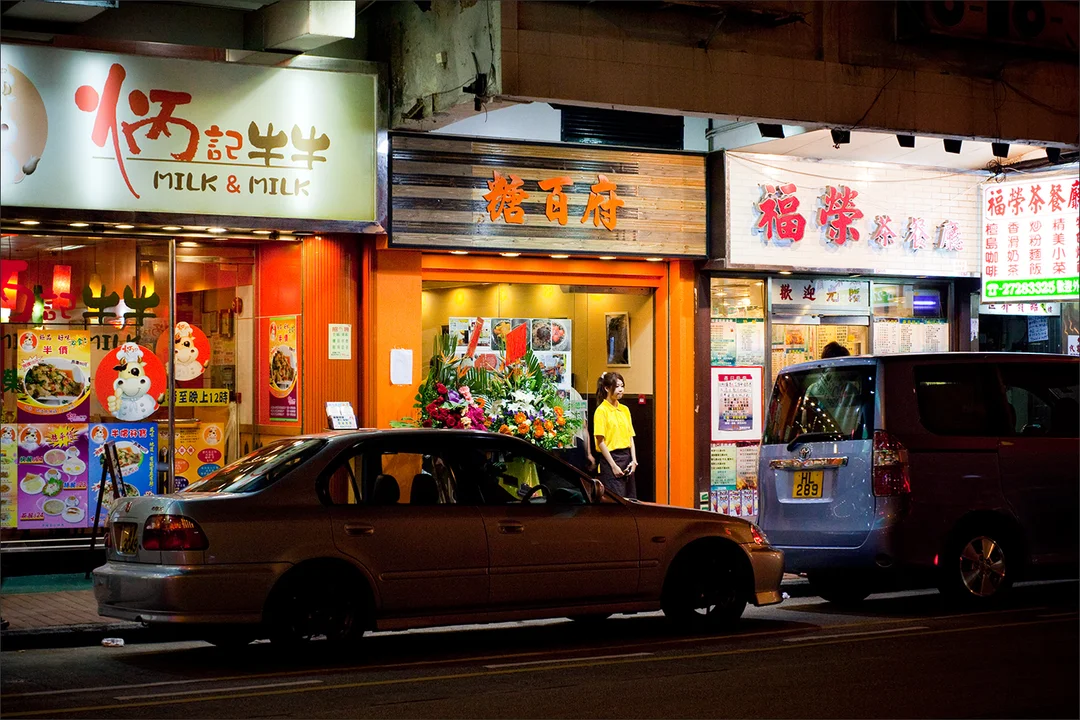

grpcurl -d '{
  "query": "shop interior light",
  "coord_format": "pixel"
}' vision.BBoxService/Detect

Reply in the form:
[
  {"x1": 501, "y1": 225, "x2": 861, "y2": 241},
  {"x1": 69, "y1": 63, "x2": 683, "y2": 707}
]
[
  {"x1": 598, "y1": 256, "x2": 616, "y2": 260},
  {"x1": 252, "y1": 230, "x2": 273, "y2": 235},
  {"x1": 645, "y1": 257, "x2": 663, "y2": 262},
  {"x1": 52, "y1": 265, "x2": 72, "y2": 297},
  {"x1": 18, "y1": 220, "x2": 40, "y2": 225},
  {"x1": 778, "y1": 270, "x2": 792, "y2": 275},
  {"x1": 991, "y1": 142, "x2": 1009, "y2": 158},
  {"x1": 138, "y1": 264, "x2": 155, "y2": 296},
  {"x1": 207, "y1": 227, "x2": 227, "y2": 233},
  {"x1": 161, "y1": 225, "x2": 183, "y2": 231},
  {"x1": 31, "y1": 284, "x2": 45, "y2": 323},
  {"x1": 179, "y1": 241, "x2": 201, "y2": 247},
  {"x1": 88, "y1": 272, "x2": 103, "y2": 298},
  {"x1": 449, "y1": 250, "x2": 469, "y2": 255},
  {"x1": 115, "y1": 224, "x2": 135, "y2": 229},
  {"x1": 69, "y1": 222, "x2": 89, "y2": 228},
  {"x1": 48, "y1": 244, "x2": 85, "y2": 252},
  {"x1": 499, "y1": 252, "x2": 521, "y2": 257},
  {"x1": 550, "y1": 254, "x2": 569, "y2": 259}
]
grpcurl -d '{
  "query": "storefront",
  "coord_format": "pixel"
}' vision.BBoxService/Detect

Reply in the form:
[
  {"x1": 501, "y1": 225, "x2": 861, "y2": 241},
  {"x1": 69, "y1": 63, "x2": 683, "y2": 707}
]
[
  {"x1": 373, "y1": 133, "x2": 705, "y2": 504},
  {"x1": 976, "y1": 174, "x2": 1080, "y2": 356},
  {"x1": 1, "y1": 44, "x2": 376, "y2": 546},
  {"x1": 699, "y1": 151, "x2": 984, "y2": 519}
]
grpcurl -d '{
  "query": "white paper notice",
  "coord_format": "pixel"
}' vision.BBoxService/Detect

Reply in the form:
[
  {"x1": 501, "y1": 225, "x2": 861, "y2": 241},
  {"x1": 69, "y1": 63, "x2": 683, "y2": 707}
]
[{"x1": 390, "y1": 349, "x2": 413, "y2": 385}]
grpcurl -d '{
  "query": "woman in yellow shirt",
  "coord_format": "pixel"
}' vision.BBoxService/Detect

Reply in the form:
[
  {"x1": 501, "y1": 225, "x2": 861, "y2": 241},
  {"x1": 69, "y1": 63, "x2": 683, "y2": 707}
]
[{"x1": 593, "y1": 371, "x2": 638, "y2": 499}]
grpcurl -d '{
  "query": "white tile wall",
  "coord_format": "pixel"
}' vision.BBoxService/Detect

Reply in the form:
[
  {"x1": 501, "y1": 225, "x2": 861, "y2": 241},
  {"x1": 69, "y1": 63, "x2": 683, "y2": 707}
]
[{"x1": 726, "y1": 153, "x2": 983, "y2": 277}]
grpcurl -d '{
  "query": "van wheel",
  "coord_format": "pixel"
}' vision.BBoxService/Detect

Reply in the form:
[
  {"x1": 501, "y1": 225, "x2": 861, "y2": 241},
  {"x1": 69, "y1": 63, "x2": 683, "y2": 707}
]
[
  {"x1": 267, "y1": 571, "x2": 366, "y2": 650},
  {"x1": 939, "y1": 531, "x2": 1013, "y2": 605},
  {"x1": 662, "y1": 549, "x2": 747, "y2": 631},
  {"x1": 807, "y1": 571, "x2": 872, "y2": 606}
]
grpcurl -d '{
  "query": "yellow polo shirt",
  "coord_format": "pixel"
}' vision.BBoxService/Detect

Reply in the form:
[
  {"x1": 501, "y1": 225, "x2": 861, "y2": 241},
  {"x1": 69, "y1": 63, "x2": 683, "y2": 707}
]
[{"x1": 593, "y1": 401, "x2": 635, "y2": 452}]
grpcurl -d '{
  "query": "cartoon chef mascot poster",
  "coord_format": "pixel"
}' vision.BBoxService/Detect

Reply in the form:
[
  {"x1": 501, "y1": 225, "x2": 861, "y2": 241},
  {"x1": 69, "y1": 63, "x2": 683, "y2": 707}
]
[{"x1": 95, "y1": 342, "x2": 168, "y2": 422}]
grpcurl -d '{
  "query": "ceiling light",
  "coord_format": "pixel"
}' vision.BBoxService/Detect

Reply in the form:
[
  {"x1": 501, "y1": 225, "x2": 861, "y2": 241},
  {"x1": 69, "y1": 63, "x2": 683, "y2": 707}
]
[
  {"x1": 991, "y1": 142, "x2": 1009, "y2": 158},
  {"x1": 179, "y1": 241, "x2": 200, "y2": 247},
  {"x1": 207, "y1": 227, "x2": 227, "y2": 233},
  {"x1": 499, "y1": 252, "x2": 520, "y2": 257},
  {"x1": 18, "y1": 220, "x2": 39, "y2": 226},
  {"x1": 68, "y1": 222, "x2": 89, "y2": 228},
  {"x1": 598, "y1": 255, "x2": 616, "y2": 260},
  {"x1": 48, "y1": 244, "x2": 86, "y2": 252},
  {"x1": 830, "y1": 128, "x2": 850, "y2": 146},
  {"x1": 896, "y1": 135, "x2": 915, "y2": 148},
  {"x1": 943, "y1": 139, "x2": 962, "y2": 154},
  {"x1": 252, "y1": 230, "x2": 273, "y2": 235},
  {"x1": 450, "y1": 250, "x2": 469, "y2": 255},
  {"x1": 115, "y1": 224, "x2": 135, "y2": 229},
  {"x1": 778, "y1": 270, "x2": 792, "y2": 275},
  {"x1": 161, "y1": 225, "x2": 182, "y2": 231},
  {"x1": 645, "y1": 257, "x2": 664, "y2": 262},
  {"x1": 757, "y1": 123, "x2": 785, "y2": 139},
  {"x1": 550, "y1": 254, "x2": 569, "y2": 259}
]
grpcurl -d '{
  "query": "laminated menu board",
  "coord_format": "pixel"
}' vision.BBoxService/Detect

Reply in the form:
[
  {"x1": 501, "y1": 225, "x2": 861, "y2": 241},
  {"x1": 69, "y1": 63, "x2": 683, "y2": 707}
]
[
  {"x1": 710, "y1": 366, "x2": 764, "y2": 441},
  {"x1": 710, "y1": 318, "x2": 765, "y2": 366},
  {"x1": 88, "y1": 423, "x2": 158, "y2": 526},
  {"x1": 873, "y1": 318, "x2": 949, "y2": 354},
  {"x1": 15, "y1": 423, "x2": 89, "y2": 529}
]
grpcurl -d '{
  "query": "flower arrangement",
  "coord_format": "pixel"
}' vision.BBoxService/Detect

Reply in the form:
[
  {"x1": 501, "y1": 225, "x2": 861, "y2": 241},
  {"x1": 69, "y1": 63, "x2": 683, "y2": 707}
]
[
  {"x1": 393, "y1": 334, "x2": 492, "y2": 430},
  {"x1": 487, "y1": 351, "x2": 581, "y2": 451},
  {"x1": 421, "y1": 381, "x2": 490, "y2": 430}
]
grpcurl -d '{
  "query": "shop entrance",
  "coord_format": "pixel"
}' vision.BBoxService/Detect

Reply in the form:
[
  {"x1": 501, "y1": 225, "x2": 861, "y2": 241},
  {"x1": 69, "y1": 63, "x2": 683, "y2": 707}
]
[{"x1": 769, "y1": 317, "x2": 869, "y2": 382}]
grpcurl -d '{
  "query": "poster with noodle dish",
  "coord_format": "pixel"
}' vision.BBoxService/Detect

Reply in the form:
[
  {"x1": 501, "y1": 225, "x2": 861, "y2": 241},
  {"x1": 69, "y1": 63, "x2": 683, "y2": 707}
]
[
  {"x1": 87, "y1": 423, "x2": 158, "y2": 527},
  {"x1": 15, "y1": 424, "x2": 89, "y2": 529},
  {"x1": 268, "y1": 316, "x2": 299, "y2": 421},
  {"x1": 16, "y1": 329, "x2": 92, "y2": 423}
]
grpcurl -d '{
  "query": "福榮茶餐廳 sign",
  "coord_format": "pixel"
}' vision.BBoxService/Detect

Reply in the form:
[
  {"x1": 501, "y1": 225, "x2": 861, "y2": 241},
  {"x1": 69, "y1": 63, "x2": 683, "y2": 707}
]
[{"x1": 1, "y1": 44, "x2": 376, "y2": 224}]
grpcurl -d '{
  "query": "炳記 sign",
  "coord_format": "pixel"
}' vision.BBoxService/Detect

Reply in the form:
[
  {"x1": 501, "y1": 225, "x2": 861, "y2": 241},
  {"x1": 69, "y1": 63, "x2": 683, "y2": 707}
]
[{"x1": 1, "y1": 44, "x2": 376, "y2": 223}]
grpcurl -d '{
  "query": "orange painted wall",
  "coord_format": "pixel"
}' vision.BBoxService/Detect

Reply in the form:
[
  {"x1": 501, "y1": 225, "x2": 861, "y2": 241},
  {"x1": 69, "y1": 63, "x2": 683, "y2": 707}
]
[{"x1": 256, "y1": 242, "x2": 303, "y2": 427}]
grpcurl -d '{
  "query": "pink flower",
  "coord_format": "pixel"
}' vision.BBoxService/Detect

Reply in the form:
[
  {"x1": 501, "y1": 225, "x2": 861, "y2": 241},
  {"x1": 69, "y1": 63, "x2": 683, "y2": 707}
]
[{"x1": 458, "y1": 386, "x2": 472, "y2": 402}]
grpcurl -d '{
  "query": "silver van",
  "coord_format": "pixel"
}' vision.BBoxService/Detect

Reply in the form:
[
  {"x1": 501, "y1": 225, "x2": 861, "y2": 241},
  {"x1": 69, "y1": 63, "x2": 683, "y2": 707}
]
[{"x1": 758, "y1": 353, "x2": 1079, "y2": 605}]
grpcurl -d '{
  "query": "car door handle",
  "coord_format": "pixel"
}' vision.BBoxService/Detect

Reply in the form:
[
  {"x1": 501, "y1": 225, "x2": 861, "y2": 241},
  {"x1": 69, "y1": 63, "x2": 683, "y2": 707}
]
[
  {"x1": 498, "y1": 521, "x2": 524, "y2": 534},
  {"x1": 343, "y1": 523, "x2": 375, "y2": 537}
]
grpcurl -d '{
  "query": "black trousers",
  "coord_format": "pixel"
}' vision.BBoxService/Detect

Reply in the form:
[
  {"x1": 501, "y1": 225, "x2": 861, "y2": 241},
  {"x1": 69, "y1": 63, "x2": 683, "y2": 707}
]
[{"x1": 598, "y1": 447, "x2": 636, "y2": 499}]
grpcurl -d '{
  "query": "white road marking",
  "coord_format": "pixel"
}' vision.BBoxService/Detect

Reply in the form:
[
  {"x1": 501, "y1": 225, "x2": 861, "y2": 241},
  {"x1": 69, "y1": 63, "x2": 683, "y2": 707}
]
[
  {"x1": 114, "y1": 680, "x2": 323, "y2": 701},
  {"x1": 1037, "y1": 611, "x2": 1076, "y2": 619},
  {"x1": 485, "y1": 652, "x2": 653, "y2": 668},
  {"x1": 783, "y1": 626, "x2": 929, "y2": 643}
]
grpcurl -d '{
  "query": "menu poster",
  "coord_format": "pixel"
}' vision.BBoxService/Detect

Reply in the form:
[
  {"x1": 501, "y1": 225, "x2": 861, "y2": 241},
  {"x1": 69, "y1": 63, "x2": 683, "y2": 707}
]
[
  {"x1": 873, "y1": 318, "x2": 949, "y2": 354},
  {"x1": 1027, "y1": 316, "x2": 1049, "y2": 343},
  {"x1": 711, "y1": 366, "x2": 764, "y2": 441},
  {"x1": 709, "y1": 443, "x2": 737, "y2": 488},
  {"x1": 736, "y1": 443, "x2": 760, "y2": 491},
  {"x1": 87, "y1": 423, "x2": 157, "y2": 526},
  {"x1": 710, "y1": 318, "x2": 765, "y2": 367},
  {"x1": 268, "y1": 316, "x2": 299, "y2": 422},
  {"x1": 168, "y1": 422, "x2": 225, "y2": 491},
  {"x1": 16, "y1": 329, "x2": 92, "y2": 423},
  {"x1": 710, "y1": 319, "x2": 737, "y2": 366},
  {"x1": 15, "y1": 424, "x2": 89, "y2": 529},
  {"x1": 452, "y1": 317, "x2": 572, "y2": 355},
  {"x1": 533, "y1": 352, "x2": 571, "y2": 391},
  {"x1": 1, "y1": 425, "x2": 16, "y2": 528}
]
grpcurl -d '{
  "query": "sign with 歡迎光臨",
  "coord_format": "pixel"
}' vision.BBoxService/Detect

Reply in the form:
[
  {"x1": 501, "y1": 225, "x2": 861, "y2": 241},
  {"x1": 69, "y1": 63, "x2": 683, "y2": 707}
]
[
  {"x1": 0, "y1": 44, "x2": 376, "y2": 224},
  {"x1": 768, "y1": 277, "x2": 870, "y2": 314}
]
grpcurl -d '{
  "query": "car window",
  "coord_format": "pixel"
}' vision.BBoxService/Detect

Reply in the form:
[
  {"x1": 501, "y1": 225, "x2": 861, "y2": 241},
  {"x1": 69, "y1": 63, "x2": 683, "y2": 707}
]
[
  {"x1": 763, "y1": 365, "x2": 875, "y2": 444},
  {"x1": 914, "y1": 364, "x2": 1003, "y2": 436},
  {"x1": 467, "y1": 444, "x2": 588, "y2": 505},
  {"x1": 182, "y1": 438, "x2": 326, "y2": 493},
  {"x1": 322, "y1": 447, "x2": 459, "y2": 506},
  {"x1": 1000, "y1": 362, "x2": 1080, "y2": 438}
]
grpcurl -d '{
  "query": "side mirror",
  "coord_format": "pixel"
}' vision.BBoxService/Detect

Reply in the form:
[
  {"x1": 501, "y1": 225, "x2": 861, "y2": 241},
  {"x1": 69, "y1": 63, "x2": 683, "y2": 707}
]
[{"x1": 590, "y1": 478, "x2": 605, "y2": 502}]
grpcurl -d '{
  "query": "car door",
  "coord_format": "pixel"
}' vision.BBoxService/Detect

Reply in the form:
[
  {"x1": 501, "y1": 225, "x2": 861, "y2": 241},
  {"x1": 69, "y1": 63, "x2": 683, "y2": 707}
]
[
  {"x1": 324, "y1": 438, "x2": 489, "y2": 614},
  {"x1": 996, "y1": 361, "x2": 1080, "y2": 563},
  {"x1": 453, "y1": 435, "x2": 639, "y2": 608}
]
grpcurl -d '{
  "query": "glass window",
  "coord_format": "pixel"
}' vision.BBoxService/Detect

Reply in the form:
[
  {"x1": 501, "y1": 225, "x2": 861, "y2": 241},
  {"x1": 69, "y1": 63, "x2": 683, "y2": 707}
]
[
  {"x1": 323, "y1": 448, "x2": 460, "y2": 506},
  {"x1": 914, "y1": 365, "x2": 1002, "y2": 437},
  {"x1": 1000, "y1": 362, "x2": 1080, "y2": 438},
  {"x1": 465, "y1": 444, "x2": 588, "y2": 505},
  {"x1": 184, "y1": 438, "x2": 325, "y2": 493},
  {"x1": 763, "y1": 365, "x2": 876, "y2": 445}
]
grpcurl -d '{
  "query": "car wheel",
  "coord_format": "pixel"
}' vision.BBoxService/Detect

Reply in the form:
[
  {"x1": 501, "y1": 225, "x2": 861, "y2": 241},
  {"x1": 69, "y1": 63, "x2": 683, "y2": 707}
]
[
  {"x1": 807, "y1": 571, "x2": 873, "y2": 606},
  {"x1": 939, "y1": 531, "x2": 1013, "y2": 605},
  {"x1": 268, "y1": 572, "x2": 365, "y2": 649},
  {"x1": 661, "y1": 550, "x2": 747, "y2": 631}
]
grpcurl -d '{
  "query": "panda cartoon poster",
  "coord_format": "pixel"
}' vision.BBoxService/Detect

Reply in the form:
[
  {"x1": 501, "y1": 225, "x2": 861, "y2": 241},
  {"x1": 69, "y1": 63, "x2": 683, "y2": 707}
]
[
  {"x1": 155, "y1": 322, "x2": 211, "y2": 382},
  {"x1": 94, "y1": 343, "x2": 168, "y2": 422}
]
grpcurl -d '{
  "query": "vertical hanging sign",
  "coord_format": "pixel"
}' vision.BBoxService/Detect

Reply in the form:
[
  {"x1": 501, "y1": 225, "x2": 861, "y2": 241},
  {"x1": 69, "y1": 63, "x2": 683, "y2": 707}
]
[{"x1": 268, "y1": 316, "x2": 299, "y2": 422}]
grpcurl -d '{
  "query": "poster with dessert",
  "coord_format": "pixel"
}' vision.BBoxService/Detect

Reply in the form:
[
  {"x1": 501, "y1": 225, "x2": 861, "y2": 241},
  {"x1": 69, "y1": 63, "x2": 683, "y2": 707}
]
[
  {"x1": 16, "y1": 329, "x2": 92, "y2": 423},
  {"x1": 268, "y1": 316, "x2": 299, "y2": 422},
  {"x1": 87, "y1": 423, "x2": 158, "y2": 526},
  {"x1": 16, "y1": 423, "x2": 89, "y2": 529},
  {"x1": 1, "y1": 425, "x2": 16, "y2": 528}
]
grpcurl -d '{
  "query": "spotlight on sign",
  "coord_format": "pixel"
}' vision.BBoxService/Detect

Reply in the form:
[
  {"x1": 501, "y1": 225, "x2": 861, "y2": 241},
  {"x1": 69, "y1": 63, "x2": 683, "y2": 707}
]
[
  {"x1": 757, "y1": 123, "x2": 785, "y2": 139},
  {"x1": 1046, "y1": 147, "x2": 1061, "y2": 164},
  {"x1": 896, "y1": 135, "x2": 915, "y2": 148},
  {"x1": 830, "y1": 128, "x2": 850, "y2": 146},
  {"x1": 943, "y1": 139, "x2": 962, "y2": 154},
  {"x1": 991, "y1": 142, "x2": 1009, "y2": 158}
]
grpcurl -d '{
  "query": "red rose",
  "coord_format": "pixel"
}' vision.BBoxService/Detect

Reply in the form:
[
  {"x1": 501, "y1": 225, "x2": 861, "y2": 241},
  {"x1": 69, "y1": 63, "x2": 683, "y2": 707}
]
[
  {"x1": 436, "y1": 383, "x2": 448, "y2": 395},
  {"x1": 422, "y1": 419, "x2": 432, "y2": 427},
  {"x1": 446, "y1": 414, "x2": 459, "y2": 428}
]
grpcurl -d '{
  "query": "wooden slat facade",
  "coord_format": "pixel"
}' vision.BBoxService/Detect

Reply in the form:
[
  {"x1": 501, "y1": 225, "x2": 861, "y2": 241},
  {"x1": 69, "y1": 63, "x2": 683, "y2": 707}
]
[{"x1": 389, "y1": 134, "x2": 707, "y2": 258}]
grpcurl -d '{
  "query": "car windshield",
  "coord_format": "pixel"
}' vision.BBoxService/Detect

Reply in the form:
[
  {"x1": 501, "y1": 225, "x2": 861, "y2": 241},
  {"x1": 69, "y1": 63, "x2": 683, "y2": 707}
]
[
  {"x1": 763, "y1": 364, "x2": 876, "y2": 445},
  {"x1": 182, "y1": 438, "x2": 326, "y2": 493}
]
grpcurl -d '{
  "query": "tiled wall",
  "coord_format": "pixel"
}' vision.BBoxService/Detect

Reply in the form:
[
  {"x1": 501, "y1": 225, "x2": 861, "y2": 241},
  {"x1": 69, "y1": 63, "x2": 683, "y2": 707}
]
[{"x1": 725, "y1": 152, "x2": 983, "y2": 277}]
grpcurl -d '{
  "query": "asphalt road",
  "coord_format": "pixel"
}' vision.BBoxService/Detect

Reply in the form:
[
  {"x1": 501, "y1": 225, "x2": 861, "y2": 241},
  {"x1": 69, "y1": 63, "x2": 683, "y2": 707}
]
[{"x1": 2, "y1": 581, "x2": 1077, "y2": 719}]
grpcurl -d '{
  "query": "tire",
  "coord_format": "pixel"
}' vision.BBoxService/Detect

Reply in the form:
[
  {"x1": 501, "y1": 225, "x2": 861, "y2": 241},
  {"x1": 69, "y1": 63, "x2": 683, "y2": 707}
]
[
  {"x1": 661, "y1": 549, "x2": 747, "y2": 631},
  {"x1": 807, "y1": 571, "x2": 873, "y2": 606},
  {"x1": 267, "y1": 571, "x2": 366, "y2": 650},
  {"x1": 939, "y1": 530, "x2": 1014, "y2": 606}
]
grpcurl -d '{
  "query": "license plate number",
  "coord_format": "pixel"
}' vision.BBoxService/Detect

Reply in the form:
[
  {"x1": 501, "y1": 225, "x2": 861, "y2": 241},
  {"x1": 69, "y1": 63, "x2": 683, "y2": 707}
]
[
  {"x1": 793, "y1": 470, "x2": 823, "y2": 499},
  {"x1": 117, "y1": 524, "x2": 139, "y2": 554}
]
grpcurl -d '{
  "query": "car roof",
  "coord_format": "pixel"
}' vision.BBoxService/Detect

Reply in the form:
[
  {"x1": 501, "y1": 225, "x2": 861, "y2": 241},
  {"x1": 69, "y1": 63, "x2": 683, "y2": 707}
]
[
  {"x1": 779, "y1": 351, "x2": 1078, "y2": 375},
  {"x1": 287, "y1": 428, "x2": 512, "y2": 443}
]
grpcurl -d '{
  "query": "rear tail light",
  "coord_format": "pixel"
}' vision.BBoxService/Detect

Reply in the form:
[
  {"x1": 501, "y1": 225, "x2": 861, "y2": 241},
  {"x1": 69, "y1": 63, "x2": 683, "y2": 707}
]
[
  {"x1": 872, "y1": 430, "x2": 911, "y2": 497},
  {"x1": 749, "y1": 523, "x2": 768, "y2": 545},
  {"x1": 142, "y1": 515, "x2": 208, "y2": 551}
]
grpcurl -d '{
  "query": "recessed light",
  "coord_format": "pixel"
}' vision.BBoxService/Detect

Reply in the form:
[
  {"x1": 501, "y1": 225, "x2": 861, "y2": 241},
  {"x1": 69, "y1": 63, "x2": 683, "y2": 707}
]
[
  {"x1": 598, "y1": 255, "x2": 616, "y2": 260},
  {"x1": 19, "y1": 220, "x2": 39, "y2": 226},
  {"x1": 207, "y1": 227, "x2": 227, "y2": 234},
  {"x1": 68, "y1": 222, "x2": 89, "y2": 228},
  {"x1": 252, "y1": 230, "x2": 273, "y2": 235},
  {"x1": 161, "y1": 226, "x2": 182, "y2": 231},
  {"x1": 778, "y1": 270, "x2": 792, "y2": 275},
  {"x1": 645, "y1": 257, "x2": 663, "y2": 262},
  {"x1": 449, "y1": 250, "x2": 469, "y2": 255},
  {"x1": 48, "y1": 244, "x2": 86, "y2": 251},
  {"x1": 499, "y1": 252, "x2": 520, "y2": 257},
  {"x1": 115, "y1": 224, "x2": 135, "y2": 229},
  {"x1": 179, "y1": 241, "x2": 200, "y2": 247},
  {"x1": 550, "y1": 254, "x2": 569, "y2": 259}
]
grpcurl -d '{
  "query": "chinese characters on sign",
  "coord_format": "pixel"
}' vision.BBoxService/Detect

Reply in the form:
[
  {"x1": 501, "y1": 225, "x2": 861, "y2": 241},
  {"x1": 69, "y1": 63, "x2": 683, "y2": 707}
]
[
  {"x1": 981, "y1": 177, "x2": 1079, "y2": 302},
  {"x1": 769, "y1": 278, "x2": 870, "y2": 312},
  {"x1": 483, "y1": 172, "x2": 625, "y2": 230},
  {"x1": 754, "y1": 183, "x2": 806, "y2": 245},
  {"x1": 328, "y1": 323, "x2": 352, "y2": 360}
]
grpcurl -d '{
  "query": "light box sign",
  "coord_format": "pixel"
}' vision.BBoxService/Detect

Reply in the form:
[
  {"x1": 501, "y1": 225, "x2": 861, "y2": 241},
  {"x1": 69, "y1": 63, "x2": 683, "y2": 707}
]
[
  {"x1": 1, "y1": 44, "x2": 376, "y2": 223},
  {"x1": 769, "y1": 278, "x2": 870, "y2": 314},
  {"x1": 389, "y1": 134, "x2": 707, "y2": 257},
  {"x1": 980, "y1": 176, "x2": 1079, "y2": 303}
]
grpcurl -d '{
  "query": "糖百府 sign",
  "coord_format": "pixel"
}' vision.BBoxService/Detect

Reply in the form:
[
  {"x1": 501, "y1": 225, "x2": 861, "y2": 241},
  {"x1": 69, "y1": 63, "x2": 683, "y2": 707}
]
[
  {"x1": 1, "y1": 44, "x2": 376, "y2": 224},
  {"x1": 981, "y1": 176, "x2": 1079, "y2": 302}
]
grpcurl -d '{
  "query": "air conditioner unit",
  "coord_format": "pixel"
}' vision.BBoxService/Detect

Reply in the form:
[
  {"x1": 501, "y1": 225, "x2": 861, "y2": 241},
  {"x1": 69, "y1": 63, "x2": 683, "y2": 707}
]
[{"x1": 915, "y1": 1, "x2": 1078, "y2": 53}]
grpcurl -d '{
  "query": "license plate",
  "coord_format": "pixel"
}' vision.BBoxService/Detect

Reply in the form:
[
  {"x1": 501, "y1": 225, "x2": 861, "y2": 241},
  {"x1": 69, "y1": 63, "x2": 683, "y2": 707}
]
[
  {"x1": 793, "y1": 470, "x2": 823, "y2": 499},
  {"x1": 117, "y1": 523, "x2": 139, "y2": 554}
]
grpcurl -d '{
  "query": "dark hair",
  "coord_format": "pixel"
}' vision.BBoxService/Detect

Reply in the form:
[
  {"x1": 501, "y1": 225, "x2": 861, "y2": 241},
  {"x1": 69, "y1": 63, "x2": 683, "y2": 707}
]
[
  {"x1": 821, "y1": 342, "x2": 851, "y2": 359},
  {"x1": 596, "y1": 372, "x2": 625, "y2": 401}
]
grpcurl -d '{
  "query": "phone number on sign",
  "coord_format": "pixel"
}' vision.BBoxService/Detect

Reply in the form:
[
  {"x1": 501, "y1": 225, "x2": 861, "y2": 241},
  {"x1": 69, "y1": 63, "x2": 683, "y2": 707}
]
[{"x1": 986, "y1": 278, "x2": 1079, "y2": 299}]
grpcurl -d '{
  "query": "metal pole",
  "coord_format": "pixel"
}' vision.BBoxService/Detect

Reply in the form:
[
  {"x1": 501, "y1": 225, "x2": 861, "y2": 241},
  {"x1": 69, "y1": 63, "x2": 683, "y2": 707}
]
[{"x1": 167, "y1": 239, "x2": 176, "y2": 494}]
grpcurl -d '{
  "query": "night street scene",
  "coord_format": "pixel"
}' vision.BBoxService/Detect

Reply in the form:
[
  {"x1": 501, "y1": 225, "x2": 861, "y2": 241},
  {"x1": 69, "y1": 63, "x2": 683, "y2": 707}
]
[{"x1": 1, "y1": 1, "x2": 1077, "y2": 718}]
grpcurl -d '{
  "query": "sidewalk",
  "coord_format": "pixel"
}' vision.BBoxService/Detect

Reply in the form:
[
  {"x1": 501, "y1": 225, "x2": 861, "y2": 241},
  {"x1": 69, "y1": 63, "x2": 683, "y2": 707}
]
[{"x1": 1, "y1": 573, "x2": 810, "y2": 651}]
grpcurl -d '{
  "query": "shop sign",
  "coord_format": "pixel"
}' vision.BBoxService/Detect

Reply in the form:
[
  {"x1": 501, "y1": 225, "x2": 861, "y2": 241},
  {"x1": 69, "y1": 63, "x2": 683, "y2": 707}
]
[
  {"x1": 328, "y1": 323, "x2": 352, "y2": 360},
  {"x1": 389, "y1": 134, "x2": 706, "y2": 257},
  {"x1": 15, "y1": 329, "x2": 92, "y2": 423},
  {"x1": 726, "y1": 154, "x2": 982, "y2": 277},
  {"x1": 980, "y1": 176, "x2": 1079, "y2": 302},
  {"x1": 768, "y1": 277, "x2": 870, "y2": 313},
  {"x1": 980, "y1": 302, "x2": 1060, "y2": 316},
  {"x1": 268, "y1": 316, "x2": 299, "y2": 421},
  {"x1": 163, "y1": 388, "x2": 231, "y2": 407},
  {"x1": 1, "y1": 44, "x2": 376, "y2": 223},
  {"x1": 88, "y1": 422, "x2": 157, "y2": 527}
]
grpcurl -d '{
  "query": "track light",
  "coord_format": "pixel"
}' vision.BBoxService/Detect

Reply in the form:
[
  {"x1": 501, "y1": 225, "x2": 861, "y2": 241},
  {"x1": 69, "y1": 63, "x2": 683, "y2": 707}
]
[
  {"x1": 943, "y1": 139, "x2": 962, "y2": 154},
  {"x1": 830, "y1": 128, "x2": 850, "y2": 147},
  {"x1": 758, "y1": 123, "x2": 785, "y2": 139},
  {"x1": 1046, "y1": 147, "x2": 1061, "y2": 164},
  {"x1": 896, "y1": 135, "x2": 915, "y2": 148},
  {"x1": 991, "y1": 142, "x2": 1009, "y2": 158}
]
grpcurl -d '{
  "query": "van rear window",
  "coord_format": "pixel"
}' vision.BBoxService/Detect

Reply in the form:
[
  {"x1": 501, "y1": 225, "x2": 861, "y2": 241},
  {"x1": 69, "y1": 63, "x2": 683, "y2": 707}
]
[{"x1": 763, "y1": 366, "x2": 876, "y2": 445}]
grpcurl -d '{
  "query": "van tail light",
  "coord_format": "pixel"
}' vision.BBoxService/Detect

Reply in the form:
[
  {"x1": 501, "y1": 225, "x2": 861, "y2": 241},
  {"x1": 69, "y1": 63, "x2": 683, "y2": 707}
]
[
  {"x1": 872, "y1": 430, "x2": 911, "y2": 497},
  {"x1": 142, "y1": 515, "x2": 208, "y2": 551}
]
